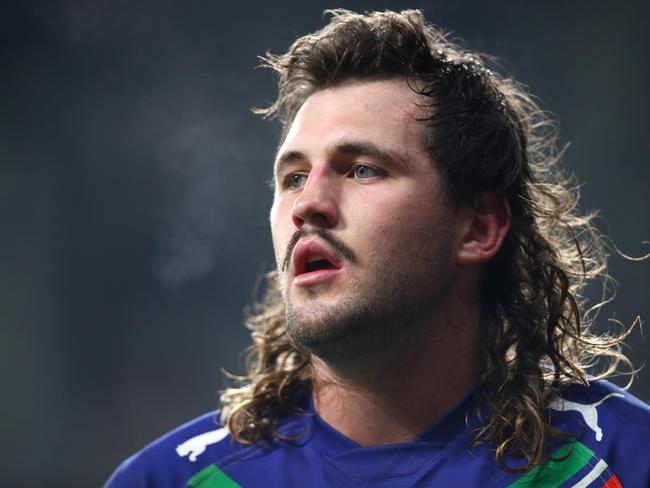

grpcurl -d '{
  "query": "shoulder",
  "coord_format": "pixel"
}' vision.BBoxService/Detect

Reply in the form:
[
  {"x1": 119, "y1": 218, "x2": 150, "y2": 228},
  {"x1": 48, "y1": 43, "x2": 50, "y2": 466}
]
[
  {"x1": 104, "y1": 411, "x2": 256, "y2": 488},
  {"x1": 554, "y1": 379, "x2": 650, "y2": 432},
  {"x1": 549, "y1": 380, "x2": 650, "y2": 487}
]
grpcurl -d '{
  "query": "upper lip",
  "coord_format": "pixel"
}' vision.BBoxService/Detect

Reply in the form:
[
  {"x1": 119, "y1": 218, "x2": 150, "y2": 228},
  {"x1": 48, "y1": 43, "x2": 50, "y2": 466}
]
[{"x1": 292, "y1": 238, "x2": 342, "y2": 276}]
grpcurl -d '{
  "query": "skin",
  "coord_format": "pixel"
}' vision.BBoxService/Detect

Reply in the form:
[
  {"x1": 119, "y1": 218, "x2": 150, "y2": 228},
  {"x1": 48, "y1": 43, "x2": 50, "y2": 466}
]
[{"x1": 270, "y1": 79, "x2": 510, "y2": 446}]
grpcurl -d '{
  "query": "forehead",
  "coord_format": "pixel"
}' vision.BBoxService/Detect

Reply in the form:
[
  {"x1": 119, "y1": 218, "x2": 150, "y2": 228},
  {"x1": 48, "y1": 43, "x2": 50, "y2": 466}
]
[{"x1": 276, "y1": 79, "x2": 429, "y2": 166}]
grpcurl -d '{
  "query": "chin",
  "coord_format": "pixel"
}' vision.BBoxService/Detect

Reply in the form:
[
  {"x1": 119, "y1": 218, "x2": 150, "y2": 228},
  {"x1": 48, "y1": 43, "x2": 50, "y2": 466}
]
[{"x1": 285, "y1": 297, "x2": 403, "y2": 364}]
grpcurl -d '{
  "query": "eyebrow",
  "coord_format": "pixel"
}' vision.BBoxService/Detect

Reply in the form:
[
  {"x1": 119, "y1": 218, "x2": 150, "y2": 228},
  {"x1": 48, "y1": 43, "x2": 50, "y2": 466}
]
[
  {"x1": 274, "y1": 140, "x2": 406, "y2": 174},
  {"x1": 275, "y1": 149, "x2": 306, "y2": 169}
]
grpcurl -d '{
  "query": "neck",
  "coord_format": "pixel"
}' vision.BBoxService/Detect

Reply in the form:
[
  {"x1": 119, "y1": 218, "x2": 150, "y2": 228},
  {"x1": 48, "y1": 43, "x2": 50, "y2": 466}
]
[{"x1": 311, "y1": 300, "x2": 480, "y2": 446}]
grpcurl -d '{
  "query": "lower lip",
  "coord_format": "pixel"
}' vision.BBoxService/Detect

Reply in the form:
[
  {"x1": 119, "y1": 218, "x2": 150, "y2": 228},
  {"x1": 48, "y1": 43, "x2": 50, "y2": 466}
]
[{"x1": 293, "y1": 268, "x2": 340, "y2": 287}]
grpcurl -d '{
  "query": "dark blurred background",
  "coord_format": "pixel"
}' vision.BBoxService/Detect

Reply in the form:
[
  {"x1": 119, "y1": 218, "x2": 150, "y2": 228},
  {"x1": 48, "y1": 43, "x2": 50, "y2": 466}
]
[{"x1": 1, "y1": 1, "x2": 648, "y2": 486}]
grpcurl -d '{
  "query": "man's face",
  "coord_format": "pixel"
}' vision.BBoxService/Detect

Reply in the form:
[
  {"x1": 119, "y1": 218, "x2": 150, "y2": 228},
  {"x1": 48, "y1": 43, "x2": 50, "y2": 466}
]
[{"x1": 270, "y1": 79, "x2": 462, "y2": 362}]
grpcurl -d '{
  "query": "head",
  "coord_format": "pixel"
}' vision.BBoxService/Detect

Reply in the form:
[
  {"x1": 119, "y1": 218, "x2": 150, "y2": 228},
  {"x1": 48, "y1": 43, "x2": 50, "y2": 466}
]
[
  {"x1": 269, "y1": 78, "x2": 506, "y2": 366},
  {"x1": 221, "y1": 9, "x2": 632, "y2": 472}
]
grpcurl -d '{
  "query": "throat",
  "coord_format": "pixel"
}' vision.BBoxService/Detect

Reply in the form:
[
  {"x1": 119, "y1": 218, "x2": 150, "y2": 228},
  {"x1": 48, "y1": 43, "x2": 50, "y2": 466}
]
[{"x1": 310, "y1": 337, "x2": 480, "y2": 447}]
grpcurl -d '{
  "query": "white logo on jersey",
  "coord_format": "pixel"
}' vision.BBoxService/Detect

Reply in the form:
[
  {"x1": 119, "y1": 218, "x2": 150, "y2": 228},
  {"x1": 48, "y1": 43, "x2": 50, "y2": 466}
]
[
  {"x1": 548, "y1": 392, "x2": 624, "y2": 441},
  {"x1": 176, "y1": 427, "x2": 229, "y2": 462}
]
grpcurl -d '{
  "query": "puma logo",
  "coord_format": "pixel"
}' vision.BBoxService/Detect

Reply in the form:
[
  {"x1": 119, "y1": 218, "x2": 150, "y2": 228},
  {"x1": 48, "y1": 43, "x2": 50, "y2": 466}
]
[
  {"x1": 549, "y1": 392, "x2": 624, "y2": 441},
  {"x1": 176, "y1": 427, "x2": 229, "y2": 462}
]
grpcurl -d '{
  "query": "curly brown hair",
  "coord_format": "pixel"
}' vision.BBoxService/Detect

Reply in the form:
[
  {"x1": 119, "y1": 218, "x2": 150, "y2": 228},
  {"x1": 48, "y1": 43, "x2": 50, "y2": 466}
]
[{"x1": 220, "y1": 9, "x2": 636, "y2": 472}]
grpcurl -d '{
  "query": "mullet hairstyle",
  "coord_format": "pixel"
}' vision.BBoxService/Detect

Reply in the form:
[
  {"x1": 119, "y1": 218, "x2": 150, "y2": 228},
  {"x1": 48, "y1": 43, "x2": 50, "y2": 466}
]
[{"x1": 220, "y1": 9, "x2": 636, "y2": 472}]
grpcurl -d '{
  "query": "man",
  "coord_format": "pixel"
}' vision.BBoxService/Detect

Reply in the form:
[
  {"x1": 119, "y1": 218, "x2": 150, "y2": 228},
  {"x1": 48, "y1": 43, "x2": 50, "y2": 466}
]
[{"x1": 106, "y1": 10, "x2": 649, "y2": 487}]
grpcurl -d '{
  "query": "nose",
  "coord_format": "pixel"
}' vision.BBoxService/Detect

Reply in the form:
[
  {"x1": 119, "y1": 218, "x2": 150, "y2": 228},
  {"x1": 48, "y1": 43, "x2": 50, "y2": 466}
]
[{"x1": 292, "y1": 169, "x2": 339, "y2": 229}]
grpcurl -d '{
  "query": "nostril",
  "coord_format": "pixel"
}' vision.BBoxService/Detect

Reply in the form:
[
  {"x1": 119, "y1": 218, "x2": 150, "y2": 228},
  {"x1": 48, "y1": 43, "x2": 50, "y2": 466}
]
[
  {"x1": 292, "y1": 204, "x2": 337, "y2": 229},
  {"x1": 292, "y1": 213, "x2": 306, "y2": 228},
  {"x1": 311, "y1": 212, "x2": 329, "y2": 224}
]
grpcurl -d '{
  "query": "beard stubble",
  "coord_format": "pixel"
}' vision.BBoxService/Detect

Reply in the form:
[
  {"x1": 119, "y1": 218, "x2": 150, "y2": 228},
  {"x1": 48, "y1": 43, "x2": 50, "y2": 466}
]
[{"x1": 282, "y1": 229, "x2": 455, "y2": 364}]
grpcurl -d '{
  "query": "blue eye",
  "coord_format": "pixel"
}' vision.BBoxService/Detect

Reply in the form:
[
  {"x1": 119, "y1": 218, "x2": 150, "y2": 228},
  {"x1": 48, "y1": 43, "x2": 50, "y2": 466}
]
[
  {"x1": 353, "y1": 165, "x2": 380, "y2": 180},
  {"x1": 287, "y1": 173, "x2": 307, "y2": 189}
]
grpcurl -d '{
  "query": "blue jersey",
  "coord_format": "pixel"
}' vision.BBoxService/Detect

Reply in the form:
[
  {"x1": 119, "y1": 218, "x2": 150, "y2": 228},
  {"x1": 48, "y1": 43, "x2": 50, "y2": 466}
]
[{"x1": 105, "y1": 380, "x2": 650, "y2": 487}]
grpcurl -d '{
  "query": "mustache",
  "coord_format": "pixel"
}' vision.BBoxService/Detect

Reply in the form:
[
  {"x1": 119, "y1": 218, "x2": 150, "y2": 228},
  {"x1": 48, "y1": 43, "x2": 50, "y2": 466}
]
[{"x1": 281, "y1": 228, "x2": 358, "y2": 272}]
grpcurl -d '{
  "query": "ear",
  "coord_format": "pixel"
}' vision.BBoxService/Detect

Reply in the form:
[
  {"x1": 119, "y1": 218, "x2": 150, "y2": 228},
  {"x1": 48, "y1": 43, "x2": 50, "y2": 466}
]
[{"x1": 455, "y1": 192, "x2": 511, "y2": 265}]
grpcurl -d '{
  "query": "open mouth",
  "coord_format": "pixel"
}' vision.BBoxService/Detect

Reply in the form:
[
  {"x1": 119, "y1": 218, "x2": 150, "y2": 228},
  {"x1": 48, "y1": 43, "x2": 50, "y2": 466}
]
[
  {"x1": 292, "y1": 239, "x2": 343, "y2": 280},
  {"x1": 304, "y1": 258, "x2": 337, "y2": 273}
]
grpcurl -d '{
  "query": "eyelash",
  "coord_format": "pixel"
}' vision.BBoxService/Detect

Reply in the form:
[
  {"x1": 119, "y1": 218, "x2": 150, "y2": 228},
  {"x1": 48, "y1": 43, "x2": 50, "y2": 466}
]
[
  {"x1": 352, "y1": 164, "x2": 382, "y2": 180},
  {"x1": 279, "y1": 164, "x2": 384, "y2": 190}
]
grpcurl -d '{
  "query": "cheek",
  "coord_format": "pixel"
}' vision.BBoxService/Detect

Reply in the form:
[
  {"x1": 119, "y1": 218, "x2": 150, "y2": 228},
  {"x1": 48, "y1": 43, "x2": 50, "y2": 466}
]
[
  {"x1": 270, "y1": 196, "x2": 294, "y2": 261},
  {"x1": 350, "y1": 197, "x2": 422, "y2": 257},
  {"x1": 374, "y1": 193, "x2": 427, "y2": 231},
  {"x1": 366, "y1": 194, "x2": 453, "y2": 256}
]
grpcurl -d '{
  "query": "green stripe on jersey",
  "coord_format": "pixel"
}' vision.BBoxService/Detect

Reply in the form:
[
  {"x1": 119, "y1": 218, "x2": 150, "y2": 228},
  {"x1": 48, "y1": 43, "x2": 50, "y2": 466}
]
[
  {"x1": 508, "y1": 442, "x2": 594, "y2": 487},
  {"x1": 187, "y1": 465, "x2": 241, "y2": 488}
]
